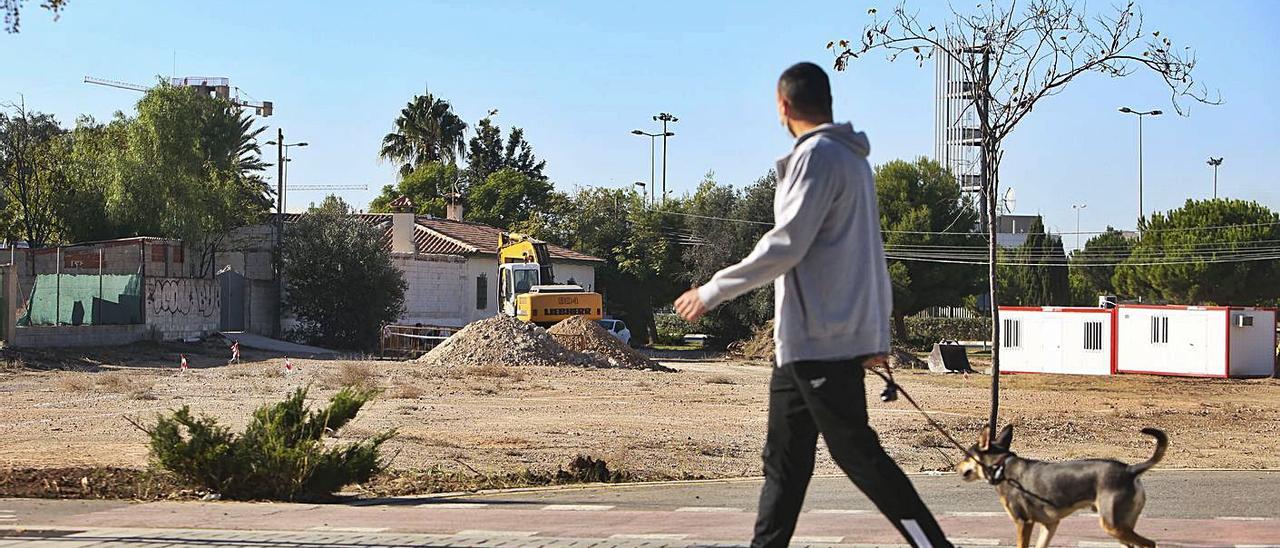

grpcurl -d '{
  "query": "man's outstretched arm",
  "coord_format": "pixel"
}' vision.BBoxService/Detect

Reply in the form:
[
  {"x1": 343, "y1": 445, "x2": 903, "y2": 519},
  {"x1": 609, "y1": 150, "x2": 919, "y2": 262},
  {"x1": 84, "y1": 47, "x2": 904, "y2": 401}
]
[{"x1": 676, "y1": 151, "x2": 837, "y2": 322}]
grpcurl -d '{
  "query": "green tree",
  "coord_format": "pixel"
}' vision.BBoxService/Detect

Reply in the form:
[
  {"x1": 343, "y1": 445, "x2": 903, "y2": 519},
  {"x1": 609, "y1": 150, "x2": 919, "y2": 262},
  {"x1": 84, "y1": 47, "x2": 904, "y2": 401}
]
[
  {"x1": 1002, "y1": 217, "x2": 1070, "y2": 306},
  {"x1": 682, "y1": 171, "x2": 776, "y2": 347},
  {"x1": 380, "y1": 92, "x2": 467, "y2": 176},
  {"x1": 283, "y1": 196, "x2": 407, "y2": 350},
  {"x1": 1114, "y1": 199, "x2": 1280, "y2": 305},
  {"x1": 466, "y1": 117, "x2": 547, "y2": 188},
  {"x1": 108, "y1": 83, "x2": 270, "y2": 275},
  {"x1": 1070, "y1": 227, "x2": 1133, "y2": 299},
  {"x1": 55, "y1": 114, "x2": 138, "y2": 243},
  {"x1": 368, "y1": 161, "x2": 462, "y2": 217},
  {"x1": 0, "y1": 100, "x2": 67, "y2": 252},
  {"x1": 465, "y1": 168, "x2": 553, "y2": 229},
  {"x1": 875, "y1": 157, "x2": 982, "y2": 337}
]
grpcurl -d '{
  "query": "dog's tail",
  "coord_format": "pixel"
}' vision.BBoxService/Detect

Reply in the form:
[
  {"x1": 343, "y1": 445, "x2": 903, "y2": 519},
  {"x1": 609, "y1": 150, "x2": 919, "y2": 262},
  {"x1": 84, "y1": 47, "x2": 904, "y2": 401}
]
[{"x1": 1127, "y1": 427, "x2": 1168, "y2": 475}]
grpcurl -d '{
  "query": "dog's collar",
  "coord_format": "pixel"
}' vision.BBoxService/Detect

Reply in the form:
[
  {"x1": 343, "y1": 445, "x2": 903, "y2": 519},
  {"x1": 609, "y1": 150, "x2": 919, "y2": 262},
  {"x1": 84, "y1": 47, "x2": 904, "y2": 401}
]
[{"x1": 986, "y1": 453, "x2": 1012, "y2": 485}]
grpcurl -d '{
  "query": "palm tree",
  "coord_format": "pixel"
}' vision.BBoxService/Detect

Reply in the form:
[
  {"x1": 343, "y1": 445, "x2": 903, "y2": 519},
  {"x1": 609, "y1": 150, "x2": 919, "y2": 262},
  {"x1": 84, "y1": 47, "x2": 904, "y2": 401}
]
[
  {"x1": 233, "y1": 109, "x2": 267, "y2": 178},
  {"x1": 380, "y1": 92, "x2": 467, "y2": 177}
]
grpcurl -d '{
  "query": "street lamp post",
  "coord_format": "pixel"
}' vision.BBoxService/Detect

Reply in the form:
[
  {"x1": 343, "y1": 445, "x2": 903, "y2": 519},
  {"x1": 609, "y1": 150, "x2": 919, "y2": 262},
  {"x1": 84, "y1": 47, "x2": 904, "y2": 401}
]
[
  {"x1": 264, "y1": 132, "x2": 307, "y2": 337},
  {"x1": 1207, "y1": 157, "x2": 1223, "y2": 199},
  {"x1": 1072, "y1": 203, "x2": 1088, "y2": 251},
  {"x1": 1117, "y1": 107, "x2": 1162, "y2": 226},
  {"x1": 654, "y1": 113, "x2": 678, "y2": 204},
  {"x1": 631, "y1": 129, "x2": 673, "y2": 204}
]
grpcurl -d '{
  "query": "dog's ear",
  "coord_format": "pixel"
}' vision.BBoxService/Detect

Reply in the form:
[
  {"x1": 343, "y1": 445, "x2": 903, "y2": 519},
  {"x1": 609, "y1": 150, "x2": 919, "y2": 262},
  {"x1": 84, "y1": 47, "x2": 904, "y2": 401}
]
[
  {"x1": 978, "y1": 426, "x2": 991, "y2": 450},
  {"x1": 994, "y1": 424, "x2": 1013, "y2": 450}
]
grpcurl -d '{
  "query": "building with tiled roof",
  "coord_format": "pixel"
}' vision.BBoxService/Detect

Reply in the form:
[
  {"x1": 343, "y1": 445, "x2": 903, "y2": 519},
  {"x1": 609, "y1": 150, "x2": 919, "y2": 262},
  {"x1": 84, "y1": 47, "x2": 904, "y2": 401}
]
[{"x1": 274, "y1": 213, "x2": 602, "y2": 264}]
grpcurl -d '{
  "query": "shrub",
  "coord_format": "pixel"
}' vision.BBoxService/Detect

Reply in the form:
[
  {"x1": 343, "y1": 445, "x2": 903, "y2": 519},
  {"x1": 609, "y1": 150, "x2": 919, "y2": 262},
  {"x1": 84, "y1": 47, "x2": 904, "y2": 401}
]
[
  {"x1": 654, "y1": 314, "x2": 692, "y2": 345},
  {"x1": 145, "y1": 387, "x2": 394, "y2": 501},
  {"x1": 896, "y1": 317, "x2": 991, "y2": 351}
]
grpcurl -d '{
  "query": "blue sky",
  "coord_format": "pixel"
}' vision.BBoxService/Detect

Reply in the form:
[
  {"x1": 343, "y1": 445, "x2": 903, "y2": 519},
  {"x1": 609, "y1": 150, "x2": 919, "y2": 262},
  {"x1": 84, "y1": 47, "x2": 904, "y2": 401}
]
[{"x1": 3, "y1": 1, "x2": 1277, "y2": 246}]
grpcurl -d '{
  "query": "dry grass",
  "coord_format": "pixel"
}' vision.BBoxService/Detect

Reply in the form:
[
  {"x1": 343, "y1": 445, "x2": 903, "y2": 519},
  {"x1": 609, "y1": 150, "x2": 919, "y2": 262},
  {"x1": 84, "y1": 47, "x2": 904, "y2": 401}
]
[
  {"x1": 465, "y1": 363, "x2": 527, "y2": 381},
  {"x1": 705, "y1": 374, "x2": 736, "y2": 385},
  {"x1": 57, "y1": 374, "x2": 96, "y2": 392},
  {"x1": 96, "y1": 372, "x2": 157, "y2": 400},
  {"x1": 388, "y1": 383, "x2": 425, "y2": 399},
  {"x1": 324, "y1": 362, "x2": 379, "y2": 389}
]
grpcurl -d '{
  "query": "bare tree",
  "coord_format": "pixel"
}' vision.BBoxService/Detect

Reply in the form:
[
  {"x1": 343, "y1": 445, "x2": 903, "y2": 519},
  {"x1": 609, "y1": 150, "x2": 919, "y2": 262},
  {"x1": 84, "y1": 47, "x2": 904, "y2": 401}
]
[{"x1": 828, "y1": 0, "x2": 1219, "y2": 438}]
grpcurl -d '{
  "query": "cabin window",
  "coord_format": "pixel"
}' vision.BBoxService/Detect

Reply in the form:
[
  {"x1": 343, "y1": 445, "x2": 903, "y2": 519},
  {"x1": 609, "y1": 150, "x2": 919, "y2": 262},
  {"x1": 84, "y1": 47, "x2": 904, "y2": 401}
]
[
  {"x1": 1149, "y1": 316, "x2": 1169, "y2": 344},
  {"x1": 1002, "y1": 319, "x2": 1021, "y2": 348},
  {"x1": 476, "y1": 275, "x2": 488, "y2": 310},
  {"x1": 1083, "y1": 321, "x2": 1103, "y2": 351}
]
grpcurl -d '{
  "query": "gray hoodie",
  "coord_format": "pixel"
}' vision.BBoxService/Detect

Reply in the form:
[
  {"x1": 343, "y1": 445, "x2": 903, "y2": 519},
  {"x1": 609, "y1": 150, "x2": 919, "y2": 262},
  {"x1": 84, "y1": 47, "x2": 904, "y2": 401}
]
[{"x1": 697, "y1": 122, "x2": 891, "y2": 365}]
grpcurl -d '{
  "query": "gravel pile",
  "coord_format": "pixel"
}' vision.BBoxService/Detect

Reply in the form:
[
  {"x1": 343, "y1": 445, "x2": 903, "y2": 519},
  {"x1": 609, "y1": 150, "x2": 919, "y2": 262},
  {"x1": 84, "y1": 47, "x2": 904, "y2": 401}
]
[
  {"x1": 730, "y1": 319, "x2": 925, "y2": 369},
  {"x1": 417, "y1": 315, "x2": 608, "y2": 368},
  {"x1": 547, "y1": 316, "x2": 669, "y2": 371}
]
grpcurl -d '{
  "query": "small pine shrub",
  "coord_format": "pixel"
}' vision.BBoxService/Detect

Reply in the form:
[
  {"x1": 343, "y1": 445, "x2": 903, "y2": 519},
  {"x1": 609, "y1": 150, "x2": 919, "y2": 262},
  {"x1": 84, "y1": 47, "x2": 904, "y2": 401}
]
[{"x1": 146, "y1": 387, "x2": 395, "y2": 501}]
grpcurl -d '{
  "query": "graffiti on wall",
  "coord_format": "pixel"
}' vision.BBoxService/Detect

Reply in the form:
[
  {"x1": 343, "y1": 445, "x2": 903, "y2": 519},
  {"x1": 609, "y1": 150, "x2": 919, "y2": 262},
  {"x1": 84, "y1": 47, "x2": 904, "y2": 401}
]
[{"x1": 146, "y1": 278, "x2": 219, "y2": 318}]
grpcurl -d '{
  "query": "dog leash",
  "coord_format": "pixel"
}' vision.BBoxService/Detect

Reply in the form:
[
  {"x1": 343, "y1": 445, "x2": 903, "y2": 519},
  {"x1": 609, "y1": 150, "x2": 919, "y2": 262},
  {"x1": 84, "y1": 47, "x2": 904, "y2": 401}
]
[
  {"x1": 869, "y1": 365, "x2": 1067, "y2": 504},
  {"x1": 869, "y1": 365, "x2": 1007, "y2": 484},
  {"x1": 865, "y1": 365, "x2": 972, "y2": 457}
]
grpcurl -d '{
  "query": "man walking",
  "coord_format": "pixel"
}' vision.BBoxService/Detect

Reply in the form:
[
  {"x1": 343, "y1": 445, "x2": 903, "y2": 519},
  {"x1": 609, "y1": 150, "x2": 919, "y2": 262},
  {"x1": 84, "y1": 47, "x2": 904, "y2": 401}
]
[{"x1": 674, "y1": 62, "x2": 952, "y2": 548}]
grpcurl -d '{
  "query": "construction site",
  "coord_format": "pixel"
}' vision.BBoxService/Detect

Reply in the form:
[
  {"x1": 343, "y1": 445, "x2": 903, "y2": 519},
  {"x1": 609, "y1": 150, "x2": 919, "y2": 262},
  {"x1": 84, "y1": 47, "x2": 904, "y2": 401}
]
[{"x1": 2, "y1": 317, "x2": 1277, "y2": 499}]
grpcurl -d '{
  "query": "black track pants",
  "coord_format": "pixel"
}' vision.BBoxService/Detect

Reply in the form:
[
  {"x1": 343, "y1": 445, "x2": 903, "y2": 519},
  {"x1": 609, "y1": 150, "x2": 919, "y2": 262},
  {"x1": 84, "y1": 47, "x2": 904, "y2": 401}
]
[{"x1": 751, "y1": 358, "x2": 952, "y2": 548}]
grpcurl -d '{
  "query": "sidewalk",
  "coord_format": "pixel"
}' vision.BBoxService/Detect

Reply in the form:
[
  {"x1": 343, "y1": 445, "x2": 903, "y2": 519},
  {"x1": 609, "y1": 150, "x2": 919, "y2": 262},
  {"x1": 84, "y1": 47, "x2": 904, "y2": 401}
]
[{"x1": 3, "y1": 496, "x2": 1278, "y2": 547}]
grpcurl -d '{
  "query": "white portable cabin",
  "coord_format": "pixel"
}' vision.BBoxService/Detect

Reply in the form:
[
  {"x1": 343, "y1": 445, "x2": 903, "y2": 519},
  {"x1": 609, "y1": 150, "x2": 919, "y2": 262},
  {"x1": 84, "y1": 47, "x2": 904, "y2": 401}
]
[
  {"x1": 997, "y1": 307, "x2": 1116, "y2": 375},
  {"x1": 1114, "y1": 305, "x2": 1277, "y2": 378}
]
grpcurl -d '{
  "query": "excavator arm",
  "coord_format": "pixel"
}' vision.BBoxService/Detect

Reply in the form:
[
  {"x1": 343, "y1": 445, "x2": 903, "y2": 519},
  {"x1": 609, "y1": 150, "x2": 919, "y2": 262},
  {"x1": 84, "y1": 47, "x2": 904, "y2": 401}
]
[{"x1": 497, "y1": 232, "x2": 555, "y2": 284}]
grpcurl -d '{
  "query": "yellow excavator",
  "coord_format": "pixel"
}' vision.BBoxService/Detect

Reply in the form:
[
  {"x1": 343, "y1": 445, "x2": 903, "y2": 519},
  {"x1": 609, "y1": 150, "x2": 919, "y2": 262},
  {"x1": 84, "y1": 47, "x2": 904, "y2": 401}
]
[{"x1": 497, "y1": 232, "x2": 603, "y2": 326}]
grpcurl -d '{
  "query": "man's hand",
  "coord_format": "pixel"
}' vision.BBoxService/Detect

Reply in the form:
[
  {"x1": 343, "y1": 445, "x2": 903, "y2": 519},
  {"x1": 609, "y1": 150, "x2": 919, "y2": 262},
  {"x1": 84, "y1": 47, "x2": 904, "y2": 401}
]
[{"x1": 675, "y1": 287, "x2": 708, "y2": 322}]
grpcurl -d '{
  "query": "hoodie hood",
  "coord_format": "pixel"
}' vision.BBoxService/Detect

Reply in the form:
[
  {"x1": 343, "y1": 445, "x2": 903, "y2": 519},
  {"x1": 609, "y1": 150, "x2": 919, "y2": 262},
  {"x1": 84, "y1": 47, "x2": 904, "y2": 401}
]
[{"x1": 795, "y1": 122, "x2": 870, "y2": 157}]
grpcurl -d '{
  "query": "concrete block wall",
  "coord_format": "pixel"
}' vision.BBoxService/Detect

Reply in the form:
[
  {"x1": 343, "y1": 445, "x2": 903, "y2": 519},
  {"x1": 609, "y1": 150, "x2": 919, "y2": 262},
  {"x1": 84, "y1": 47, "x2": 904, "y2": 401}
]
[
  {"x1": 144, "y1": 277, "x2": 220, "y2": 340},
  {"x1": 393, "y1": 254, "x2": 467, "y2": 327},
  {"x1": 10, "y1": 324, "x2": 149, "y2": 348}
]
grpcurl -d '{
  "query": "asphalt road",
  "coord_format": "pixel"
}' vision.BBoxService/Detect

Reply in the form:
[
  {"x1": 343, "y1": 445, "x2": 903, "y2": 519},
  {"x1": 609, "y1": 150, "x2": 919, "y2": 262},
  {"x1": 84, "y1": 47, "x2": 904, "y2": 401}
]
[
  {"x1": 1, "y1": 470, "x2": 1276, "y2": 547},
  {"x1": 444, "y1": 469, "x2": 1280, "y2": 520}
]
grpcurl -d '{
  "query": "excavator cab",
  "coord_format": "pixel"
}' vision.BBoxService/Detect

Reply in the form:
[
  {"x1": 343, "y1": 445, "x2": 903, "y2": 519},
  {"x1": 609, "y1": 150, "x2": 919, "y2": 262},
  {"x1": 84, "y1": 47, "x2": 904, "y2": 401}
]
[{"x1": 498, "y1": 263, "x2": 541, "y2": 317}]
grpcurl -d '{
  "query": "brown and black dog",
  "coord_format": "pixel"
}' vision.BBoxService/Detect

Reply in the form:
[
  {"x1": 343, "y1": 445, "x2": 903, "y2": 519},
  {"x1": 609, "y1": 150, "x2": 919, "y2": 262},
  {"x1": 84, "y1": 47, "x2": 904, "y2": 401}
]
[{"x1": 958, "y1": 425, "x2": 1168, "y2": 548}]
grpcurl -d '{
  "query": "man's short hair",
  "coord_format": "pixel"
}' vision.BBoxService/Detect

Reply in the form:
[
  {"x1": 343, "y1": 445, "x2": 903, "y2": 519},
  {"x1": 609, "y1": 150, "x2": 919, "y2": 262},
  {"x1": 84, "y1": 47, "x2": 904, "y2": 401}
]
[{"x1": 777, "y1": 62, "x2": 833, "y2": 120}]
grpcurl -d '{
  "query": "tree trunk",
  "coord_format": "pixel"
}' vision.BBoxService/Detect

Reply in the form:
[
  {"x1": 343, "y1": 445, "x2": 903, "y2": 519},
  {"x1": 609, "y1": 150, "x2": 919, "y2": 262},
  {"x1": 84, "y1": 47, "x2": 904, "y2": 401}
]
[{"x1": 985, "y1": 148, "x2": 1002, "y2": 439}]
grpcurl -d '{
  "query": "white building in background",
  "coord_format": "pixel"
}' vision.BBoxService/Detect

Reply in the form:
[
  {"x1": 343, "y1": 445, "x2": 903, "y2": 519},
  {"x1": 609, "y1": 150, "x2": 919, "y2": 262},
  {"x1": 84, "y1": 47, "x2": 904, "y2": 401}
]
[
  {"x1": 999, "y1": 307, "x2": 1115, "y2": 376},
  {"x1": 997, "y1": 305, "x2": 1277, "y2": 378},
  {"x1": 1114, "y1": 305, "x2": 1276, "y2": 378}
]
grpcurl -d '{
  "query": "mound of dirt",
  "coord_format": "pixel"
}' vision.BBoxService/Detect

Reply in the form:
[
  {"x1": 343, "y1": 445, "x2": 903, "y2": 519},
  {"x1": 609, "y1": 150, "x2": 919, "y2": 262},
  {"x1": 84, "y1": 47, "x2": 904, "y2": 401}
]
[
  {"x1": 730, "y1": 320, "x2": 926, "y2": 369},
  {"x1": 548, "y1": 316, "x2": 670, "y2": 371},
  {"x1": 418, "y1": 315, "x2": 604, "y2": 368},
  {"x1": 730, "y1": 321, "x2": 775, "y2": 363}
]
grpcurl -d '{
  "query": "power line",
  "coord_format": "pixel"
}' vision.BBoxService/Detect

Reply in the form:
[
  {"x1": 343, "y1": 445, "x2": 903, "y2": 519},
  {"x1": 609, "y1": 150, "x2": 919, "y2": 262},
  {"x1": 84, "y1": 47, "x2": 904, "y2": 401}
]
[
  {"x1": 653, "y1": 207, "x2": 1280, "y2": 236},
  {"x1": 885, "y1": 253, "x2": 1280, "y2": 267}
]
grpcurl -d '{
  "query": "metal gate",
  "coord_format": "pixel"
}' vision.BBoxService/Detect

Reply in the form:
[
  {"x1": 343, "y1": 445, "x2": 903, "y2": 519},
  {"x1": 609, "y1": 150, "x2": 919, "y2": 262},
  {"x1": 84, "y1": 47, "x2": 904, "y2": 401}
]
[{"x1": 218, "y1": 270, "x2": 245, "y2": 331}]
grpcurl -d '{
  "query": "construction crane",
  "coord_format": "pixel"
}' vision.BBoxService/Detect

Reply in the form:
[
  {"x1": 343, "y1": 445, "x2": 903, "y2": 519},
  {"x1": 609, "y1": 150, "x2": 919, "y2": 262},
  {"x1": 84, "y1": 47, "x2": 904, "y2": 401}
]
[
  {"x1": 84, "y1": 76, "x2": 274, "y2": 117},
  {"x1": 288, "y1": 185, "x2": 369, "y2": 192}
]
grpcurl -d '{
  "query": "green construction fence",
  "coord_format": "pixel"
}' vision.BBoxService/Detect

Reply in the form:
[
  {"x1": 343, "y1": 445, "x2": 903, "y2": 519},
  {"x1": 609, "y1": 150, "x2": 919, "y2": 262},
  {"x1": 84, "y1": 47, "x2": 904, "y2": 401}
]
[{"x1": 17, "y1": 274, "x2": 143, "y2": 326}]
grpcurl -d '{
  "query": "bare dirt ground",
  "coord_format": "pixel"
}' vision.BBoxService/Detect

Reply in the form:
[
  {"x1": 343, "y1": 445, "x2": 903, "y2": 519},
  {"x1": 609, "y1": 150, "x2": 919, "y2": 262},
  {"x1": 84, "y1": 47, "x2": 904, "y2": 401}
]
[{"x1": 1, "y1": 342, "x2": 1277, "y2": 488}]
